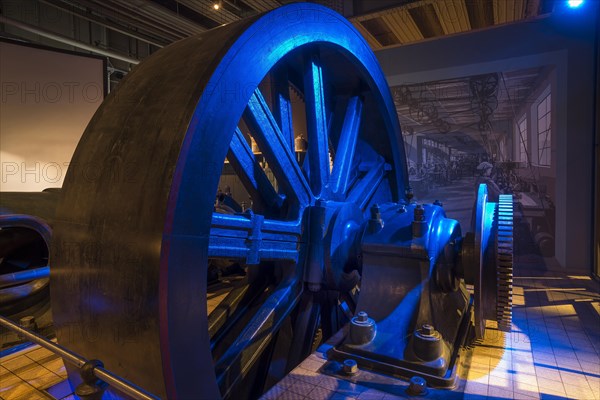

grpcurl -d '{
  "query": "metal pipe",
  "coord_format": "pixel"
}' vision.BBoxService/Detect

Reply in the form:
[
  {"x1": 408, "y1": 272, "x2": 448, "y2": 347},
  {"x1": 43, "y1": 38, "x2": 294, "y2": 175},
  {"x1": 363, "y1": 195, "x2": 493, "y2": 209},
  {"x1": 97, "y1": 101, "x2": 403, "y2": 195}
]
[
  {"x1": 0, "y1": 15, "x2": 140, "y2": 64},
  {"x1": 214, "y1": 274, "x2": 302, "y2": 397},
  {"x1": 0, "y1": 315, "x2": 159, "y2": 400},
  {"x1": 72, "y1": 0, "x2": 184, "y2": 42},
  {"x1": 0, "y1": 266, "x2": 50, "y2": 286},
  {"x1": 93, "y1": 368, "x2": 159, "y2": 400},
  {"x1": 96, "y1": 0, "x2": 199, "y2": 39},
  {"x1": 38, "y1": 0, "x2": 166, "y2": 48},
  {"x1": 0, "y1": 278, "x2": 48, "y2": 304},
  {"x1": 223, "y1": 0, "x2": 242, "y2": 12}
]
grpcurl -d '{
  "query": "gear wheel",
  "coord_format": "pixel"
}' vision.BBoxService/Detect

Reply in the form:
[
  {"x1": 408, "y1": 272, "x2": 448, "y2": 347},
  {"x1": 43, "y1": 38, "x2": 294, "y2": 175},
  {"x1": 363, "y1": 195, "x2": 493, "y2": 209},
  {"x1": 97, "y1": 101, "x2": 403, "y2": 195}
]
[
  {"x1": 496, "y1": 194, "x2": 514, "y2": 332},
  {"x1": 470, "y1": 185, "x2": 515, "y2": 339}
]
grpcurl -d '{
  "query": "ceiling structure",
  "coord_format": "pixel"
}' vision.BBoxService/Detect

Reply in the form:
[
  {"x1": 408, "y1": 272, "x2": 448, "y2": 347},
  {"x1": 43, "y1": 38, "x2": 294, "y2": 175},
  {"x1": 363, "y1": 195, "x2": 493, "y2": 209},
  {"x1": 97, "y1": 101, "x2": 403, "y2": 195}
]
[
  {"x1": 24, "y1": 0, "x2": 554, "y2": 53},
  {"x1": 350, "y1": 0, "x2": 554, "y2": 50},
  {"x1": 1, "y1": 0, "x2": 555, "y2": 154}
]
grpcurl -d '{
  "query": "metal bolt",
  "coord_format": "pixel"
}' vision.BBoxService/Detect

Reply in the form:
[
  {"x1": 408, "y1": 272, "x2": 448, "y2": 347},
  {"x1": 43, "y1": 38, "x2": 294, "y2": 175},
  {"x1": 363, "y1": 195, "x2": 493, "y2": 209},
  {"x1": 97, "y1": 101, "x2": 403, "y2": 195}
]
[
  {"x1": 350, "y1": 311, "x2": 376, "y2": 345},
  {"x1": 406, "y1": 376, "x2": 427, "y2": 396},
  {"x1": 370, "y1": 204, "x2": 381, "y2": 220},
  {"x1": 414, "y1": 204, "x2": 425, "y2": 221},
  {"x1": 342, "y1": 359, "x2": 358, "y2": 375},
  {"x1": 356, "y1": 311, "x2": 368, "y2": 323},
  {"x1": 19, "y1": 316, "x2": 36, "y2": 331},
  {"x1": 421, "y1": 324, "x2": 434, "y2": 336}
]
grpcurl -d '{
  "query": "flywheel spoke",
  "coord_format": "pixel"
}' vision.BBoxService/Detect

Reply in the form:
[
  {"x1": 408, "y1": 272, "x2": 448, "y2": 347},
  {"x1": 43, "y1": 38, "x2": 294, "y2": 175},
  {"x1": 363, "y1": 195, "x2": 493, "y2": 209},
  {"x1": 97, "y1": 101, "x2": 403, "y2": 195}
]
[
  {"x1": 330, "y1": 96, "x2": 362, "y2": 197},
  {"x1": 347, "y1": 157, "x2": 389, "y2": 210},
  {"x1": 270, "y1": 67, "x2": 295, "y2": 153},
  {"x1": 244, "y1": 89, "x2": 313, "y2": 208},
  {"x1": 304, "y1": 54, "x2": 330, "y2": 198},
  {"x1": 208, "y1": 212, "x2": 301, "y2": 264},
  {"x1": 214, "y1": 274, "x2": 302, "y2": 397},
  {"x1": 227, "y1": 128, "x2": 283, "y2": 210}
]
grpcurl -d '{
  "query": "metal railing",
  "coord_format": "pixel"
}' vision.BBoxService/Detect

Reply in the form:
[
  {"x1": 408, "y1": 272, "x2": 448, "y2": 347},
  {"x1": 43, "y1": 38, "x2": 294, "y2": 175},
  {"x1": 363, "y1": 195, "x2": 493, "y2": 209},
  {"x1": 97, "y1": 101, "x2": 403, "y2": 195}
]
[
  {"x1": 0, "y1": 266, "x2": 50, "y2": 286},
  {"x1": 0, "y1": 315, "x2": 160, "y2": 400}
]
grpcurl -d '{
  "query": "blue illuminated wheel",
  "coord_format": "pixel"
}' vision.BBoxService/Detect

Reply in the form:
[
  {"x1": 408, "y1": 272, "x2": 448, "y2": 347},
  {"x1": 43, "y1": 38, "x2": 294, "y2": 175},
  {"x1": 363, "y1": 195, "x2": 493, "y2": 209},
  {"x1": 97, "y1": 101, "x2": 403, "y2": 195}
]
[
  {"x1": 52, "y1": 4, "x2": 408, "y2": 399},
  {"x1": 472, "y1": 184, "x2": 514, "y2": 339}
]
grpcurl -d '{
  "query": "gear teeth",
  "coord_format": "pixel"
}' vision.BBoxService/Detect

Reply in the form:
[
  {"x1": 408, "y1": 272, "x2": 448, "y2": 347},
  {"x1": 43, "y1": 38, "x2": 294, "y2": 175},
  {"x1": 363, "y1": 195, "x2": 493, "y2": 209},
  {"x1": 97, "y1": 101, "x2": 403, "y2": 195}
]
[{"x1": 496, "y1": 194, "x2": 514, "y2": 332}]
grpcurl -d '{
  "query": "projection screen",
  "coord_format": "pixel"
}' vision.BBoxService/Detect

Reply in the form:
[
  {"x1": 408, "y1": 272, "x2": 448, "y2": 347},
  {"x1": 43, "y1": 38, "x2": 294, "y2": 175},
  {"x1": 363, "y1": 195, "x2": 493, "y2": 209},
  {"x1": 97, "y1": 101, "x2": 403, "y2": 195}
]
[{"x1": 1, "y1": 39, "x2": 105, "y2": 192}]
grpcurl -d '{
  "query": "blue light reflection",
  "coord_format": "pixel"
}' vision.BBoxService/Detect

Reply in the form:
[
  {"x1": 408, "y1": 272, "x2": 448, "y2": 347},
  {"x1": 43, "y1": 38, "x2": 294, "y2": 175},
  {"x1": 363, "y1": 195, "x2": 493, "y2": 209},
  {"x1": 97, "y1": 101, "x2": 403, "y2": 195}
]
[{"x1": 567, "y1": 0, "x2": 584, "y2": 8}]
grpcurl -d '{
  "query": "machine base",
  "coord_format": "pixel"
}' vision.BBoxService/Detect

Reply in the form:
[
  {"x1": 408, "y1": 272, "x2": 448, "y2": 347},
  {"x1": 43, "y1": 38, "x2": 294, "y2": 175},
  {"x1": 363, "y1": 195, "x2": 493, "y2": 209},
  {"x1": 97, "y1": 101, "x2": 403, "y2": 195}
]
[
  {"x1": 326, "y1": 299, "x2": 474, "y2": 390},
  {"x1": 319, "y1": 358, "x2": 466, "y2": 398},
  {"x1": 326, "y1": 346, "x2": 461, "y2": 389}
]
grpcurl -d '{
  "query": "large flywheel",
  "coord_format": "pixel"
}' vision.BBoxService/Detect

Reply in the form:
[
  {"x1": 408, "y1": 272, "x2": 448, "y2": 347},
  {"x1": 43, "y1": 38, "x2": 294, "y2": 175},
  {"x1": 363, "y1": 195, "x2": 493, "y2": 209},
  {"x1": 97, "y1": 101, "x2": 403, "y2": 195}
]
[{"x1": 51, "y1": 3, "x2": 408, "y2": 399}]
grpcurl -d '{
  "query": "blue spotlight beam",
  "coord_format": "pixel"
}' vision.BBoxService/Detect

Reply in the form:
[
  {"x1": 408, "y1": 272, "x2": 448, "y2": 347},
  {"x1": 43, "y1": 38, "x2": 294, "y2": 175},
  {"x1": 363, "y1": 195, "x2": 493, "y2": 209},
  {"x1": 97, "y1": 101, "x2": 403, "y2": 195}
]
[{"x1": 567, "y1": 0, "x2": 584, "y2": 8}]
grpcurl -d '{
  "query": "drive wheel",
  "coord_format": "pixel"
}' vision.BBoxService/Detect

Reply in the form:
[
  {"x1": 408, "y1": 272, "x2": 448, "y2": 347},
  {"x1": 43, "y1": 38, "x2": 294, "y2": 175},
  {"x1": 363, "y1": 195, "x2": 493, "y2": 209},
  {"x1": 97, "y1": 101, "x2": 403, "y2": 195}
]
[
  {"x1": 472, "y1": 184, "x2": 514, "y2": 339},
  {"x1": 51, "y1": 4, "x2": 408, "y2": 399}
]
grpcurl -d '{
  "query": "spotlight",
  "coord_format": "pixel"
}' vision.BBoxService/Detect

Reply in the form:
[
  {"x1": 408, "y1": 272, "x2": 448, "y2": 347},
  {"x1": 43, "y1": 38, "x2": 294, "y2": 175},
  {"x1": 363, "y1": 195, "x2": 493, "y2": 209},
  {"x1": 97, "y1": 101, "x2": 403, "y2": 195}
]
[
  {"x1": 567, "y1": 0, "x2": 584, "y2": 8},
  {"x1": 213, "y1": 2, "x2": 220, "y2": 10}
]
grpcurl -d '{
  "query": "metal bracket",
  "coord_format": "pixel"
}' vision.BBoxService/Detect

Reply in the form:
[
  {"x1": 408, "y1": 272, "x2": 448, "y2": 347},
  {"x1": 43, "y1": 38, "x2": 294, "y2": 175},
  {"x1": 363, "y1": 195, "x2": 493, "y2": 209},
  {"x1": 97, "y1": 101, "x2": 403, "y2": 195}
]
[{"x1": 245, "y1": 211, "x2": 264, "y2": 265}]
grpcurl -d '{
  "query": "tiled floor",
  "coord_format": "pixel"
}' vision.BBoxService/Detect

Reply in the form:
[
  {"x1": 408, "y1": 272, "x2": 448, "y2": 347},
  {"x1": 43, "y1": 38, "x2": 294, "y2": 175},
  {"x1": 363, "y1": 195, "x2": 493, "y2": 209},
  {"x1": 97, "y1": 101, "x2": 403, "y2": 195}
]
[
  {"x1": 262, "y1": 272, "x2": 600, "y2": 400},
  {"x1": 0, "y1": 343, "x2": 69, "y2": 400},
  {"x1": 0, "y1": 278, "x2": 240, "y2": 400},
  {"x1": 461, "y1": 273, "x2": 600, "y2": 400},
  {"x1": 1, "y1": 272, "x2": 598, "y2": 400}
]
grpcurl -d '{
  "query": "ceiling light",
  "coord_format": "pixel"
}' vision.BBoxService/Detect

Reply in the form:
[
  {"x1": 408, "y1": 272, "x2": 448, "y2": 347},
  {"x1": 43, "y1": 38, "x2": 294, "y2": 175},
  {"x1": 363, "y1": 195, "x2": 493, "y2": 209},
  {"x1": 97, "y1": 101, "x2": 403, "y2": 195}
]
[
  {"x1": 213, "y1": 2, "x2": 220, "y2": 10},
  {"x1": 567, "y1": 0, "x2": 584, "y2": 8}
]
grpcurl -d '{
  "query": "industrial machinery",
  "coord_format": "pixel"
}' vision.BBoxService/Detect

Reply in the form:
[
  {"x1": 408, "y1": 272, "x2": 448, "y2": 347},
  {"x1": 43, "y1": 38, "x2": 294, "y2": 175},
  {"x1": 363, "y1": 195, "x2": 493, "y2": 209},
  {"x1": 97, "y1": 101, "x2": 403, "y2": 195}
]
[
  {"x1": 0, "y1": 214, "x2": 50, "y2": 317},
  {"x1": 0, "y1": 3, "x2": 513, "y2": 399},
  {"x1": 0, "y1": 190, "x2": 59, "y2": 321}
]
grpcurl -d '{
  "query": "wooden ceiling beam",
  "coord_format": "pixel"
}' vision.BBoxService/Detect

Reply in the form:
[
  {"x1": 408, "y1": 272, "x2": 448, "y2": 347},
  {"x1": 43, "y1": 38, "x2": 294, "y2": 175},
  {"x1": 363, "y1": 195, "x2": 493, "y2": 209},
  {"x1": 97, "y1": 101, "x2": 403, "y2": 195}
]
[
  {"x1": 352, "y1": 21, "x2": 383, "y2": 49},
  {"x1": 465, "y1": 0, "x2": 494, "y2": 29},
  {"x1": 433, "y1": 0, "x2": 471, "y2": 34},
  {"x1": 381, "y1": 9, "x2": 424, "y2": 44},
  {"x1": 408, "y1": 3, "x2": 445, "y2": 39}
]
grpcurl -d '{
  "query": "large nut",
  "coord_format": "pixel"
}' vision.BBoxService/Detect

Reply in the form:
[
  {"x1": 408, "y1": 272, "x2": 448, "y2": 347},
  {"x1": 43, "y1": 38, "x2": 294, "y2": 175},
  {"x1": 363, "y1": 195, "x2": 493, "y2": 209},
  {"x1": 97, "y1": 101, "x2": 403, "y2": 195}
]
[
  {"x1": 349, "y1": 311, "x2": 377, "y2": 345},
  {"x1": 406, "y1": 376, "x2": 427, "y2": 396},
  {"x1": 342, "y1": 359, "x2": 358, "y2": 375}
]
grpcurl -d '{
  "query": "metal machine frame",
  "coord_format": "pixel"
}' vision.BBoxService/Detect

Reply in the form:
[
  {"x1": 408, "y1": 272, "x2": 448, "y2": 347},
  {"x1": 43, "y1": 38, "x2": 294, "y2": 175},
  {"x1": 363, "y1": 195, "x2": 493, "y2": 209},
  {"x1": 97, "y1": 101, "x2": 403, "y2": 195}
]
[{"x1": 0, "y1": 4, "x2": 513, "y2": 399}]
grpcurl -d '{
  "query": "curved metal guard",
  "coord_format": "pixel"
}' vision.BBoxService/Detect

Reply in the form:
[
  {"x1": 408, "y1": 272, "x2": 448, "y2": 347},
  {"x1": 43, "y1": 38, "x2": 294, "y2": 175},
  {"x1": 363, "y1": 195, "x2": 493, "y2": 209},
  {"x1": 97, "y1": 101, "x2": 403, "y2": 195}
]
[{"x1": 0, "y1": 214, "x2": 51, "y2": 312}]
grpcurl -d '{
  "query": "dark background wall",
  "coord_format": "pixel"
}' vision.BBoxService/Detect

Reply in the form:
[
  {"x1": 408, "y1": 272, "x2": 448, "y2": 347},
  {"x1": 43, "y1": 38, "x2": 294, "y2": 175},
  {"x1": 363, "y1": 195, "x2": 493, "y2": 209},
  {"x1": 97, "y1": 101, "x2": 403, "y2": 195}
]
[{"x1": 375, "y1": 4, "x2": 598, "y2": 271}]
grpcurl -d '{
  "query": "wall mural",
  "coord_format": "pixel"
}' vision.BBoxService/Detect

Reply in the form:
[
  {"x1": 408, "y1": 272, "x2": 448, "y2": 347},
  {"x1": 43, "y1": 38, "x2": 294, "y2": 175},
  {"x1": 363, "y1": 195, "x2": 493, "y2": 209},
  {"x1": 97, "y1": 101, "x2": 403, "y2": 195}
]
[{"x1": 394, "y1": 66, "x2": 557, "y2": 270}]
